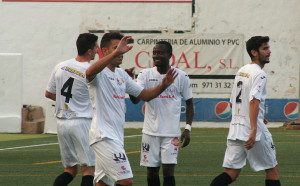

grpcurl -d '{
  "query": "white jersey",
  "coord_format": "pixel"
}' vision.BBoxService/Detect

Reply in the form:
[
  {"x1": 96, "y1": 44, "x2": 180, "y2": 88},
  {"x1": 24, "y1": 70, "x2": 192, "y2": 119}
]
[
  {"x1": 46, "y1": 58, "x2": 93, "y2": 119},
  {"x1": 137, "y1": 67, "x2": 193, "y2": 137},
  {"x1": 228, "y1": 63, "x2": 268, "y2": 141},
  {"x1": 89, "y1": 67, "x2": 143, "y2": 145}
]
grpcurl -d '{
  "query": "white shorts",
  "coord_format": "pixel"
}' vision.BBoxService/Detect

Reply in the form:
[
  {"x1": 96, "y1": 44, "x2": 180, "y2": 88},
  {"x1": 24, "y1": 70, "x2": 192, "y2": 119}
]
[
  {"x1": 57, "y1": 118, "x2": 95, "y2": 168},
  {"x1": 223, "y1": 131, "x2": 278, "y2": 171},
  {"x1": 140, "y1": 134, "x2": 179, "y2": 167},
  {"x1": 91, "y1": 138, "x2": 133, "y2": 185}
]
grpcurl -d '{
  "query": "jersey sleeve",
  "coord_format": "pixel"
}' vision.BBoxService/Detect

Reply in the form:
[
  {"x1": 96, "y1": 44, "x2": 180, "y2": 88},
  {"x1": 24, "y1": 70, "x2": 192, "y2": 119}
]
[
  {"x1": 249, "y1": 72, "x2": 267, "y2": 101},
  {"x1": 46, "y1": 68, "x2": 57, "y2": 94},
  {"x1": 136, "y1": 70, "x2": 146, "y2": 89},
  {"x1": 180, "y1": 72, "x2": 193, "y2": 100},
  {"x1": 123, "y1": 71, "x2": 143, "y2": 97}
]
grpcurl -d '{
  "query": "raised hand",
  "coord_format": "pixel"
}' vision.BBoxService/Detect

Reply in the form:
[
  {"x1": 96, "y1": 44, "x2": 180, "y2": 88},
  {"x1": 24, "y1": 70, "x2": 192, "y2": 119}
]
[
  {"x1": 125, "y1": 67, "x2": 135, "y2": 80},
  {"x1": 116, "y1": 36, "x2": 134, "y2": 55},
  {"x1": 162, "y1": 68, "x2": 178, "y2": 88}
]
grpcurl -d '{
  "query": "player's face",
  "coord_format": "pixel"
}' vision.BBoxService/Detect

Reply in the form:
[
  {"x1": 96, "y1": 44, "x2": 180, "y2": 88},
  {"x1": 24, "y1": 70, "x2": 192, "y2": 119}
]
[
  {"x1": 104, "y1": 39, "x2": 123, "y2": 67},
  {"x1": 90, "y1": 42, "x2": 98, "y2": 60},
  {"x1": 258, "y1": 42, "x2": 271, "y2": 64},
  {"x1": 152, "y1": 44, "x2": 171, "y2": 67}
]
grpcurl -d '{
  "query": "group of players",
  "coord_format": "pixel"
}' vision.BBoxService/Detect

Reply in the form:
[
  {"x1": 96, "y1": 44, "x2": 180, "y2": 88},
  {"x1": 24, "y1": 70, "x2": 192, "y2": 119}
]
[{"x1": 45, "y1": 32, "x2": 281, "y2": 186}]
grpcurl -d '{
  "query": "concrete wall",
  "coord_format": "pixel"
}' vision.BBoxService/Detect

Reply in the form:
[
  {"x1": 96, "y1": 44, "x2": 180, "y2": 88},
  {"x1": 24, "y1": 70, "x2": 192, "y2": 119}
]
[{"x1": 0, "y1": 0, "x2": 299, "y2": 132}]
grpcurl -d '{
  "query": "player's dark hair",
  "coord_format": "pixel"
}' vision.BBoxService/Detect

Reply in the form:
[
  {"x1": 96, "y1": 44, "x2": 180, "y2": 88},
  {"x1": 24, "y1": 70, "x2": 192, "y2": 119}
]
[
  {"x1": 76, "y1": 33, "x2": 98, "y2": 56},
  {"x1": 100, "y1": 32, "x2": 124, "y2": 49},
  {"x1": 156, "y1": 41, "x2": 173, "y2": 54},
  {"x1": 246, "y1": 36, "x2": 269, "y2": 59}
]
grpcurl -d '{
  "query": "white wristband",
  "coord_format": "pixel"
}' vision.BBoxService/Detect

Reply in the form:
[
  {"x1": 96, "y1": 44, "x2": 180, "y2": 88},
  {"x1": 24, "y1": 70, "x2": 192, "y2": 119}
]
[{"x1": 185, "y1": 124, "x2": 191, "y2": 131}]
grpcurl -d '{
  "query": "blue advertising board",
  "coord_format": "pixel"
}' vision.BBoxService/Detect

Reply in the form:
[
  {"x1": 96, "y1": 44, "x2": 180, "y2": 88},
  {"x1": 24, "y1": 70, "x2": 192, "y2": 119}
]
[{"x1": 125, "y1": 98, "x2": 299, "y2": 122}]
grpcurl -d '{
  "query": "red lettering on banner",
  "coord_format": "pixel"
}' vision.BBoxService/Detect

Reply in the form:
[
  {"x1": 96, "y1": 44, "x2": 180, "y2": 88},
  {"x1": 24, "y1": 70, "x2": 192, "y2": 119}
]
[
  {"x1": 176, "y1": 52, "x2": 190, "y2": 68},
  {"x1": 219, "y1": 59, "x2": 239, "y2": 69},
  {"x1": 135, "y1": 51, "x2": 150, "y2": 68}
]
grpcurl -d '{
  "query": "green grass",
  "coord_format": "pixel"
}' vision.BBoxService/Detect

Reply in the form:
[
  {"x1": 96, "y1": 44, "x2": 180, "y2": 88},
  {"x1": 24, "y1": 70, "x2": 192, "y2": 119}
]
[{"x1": 0, "y1": 128, "x2": 299, "y2": 185}]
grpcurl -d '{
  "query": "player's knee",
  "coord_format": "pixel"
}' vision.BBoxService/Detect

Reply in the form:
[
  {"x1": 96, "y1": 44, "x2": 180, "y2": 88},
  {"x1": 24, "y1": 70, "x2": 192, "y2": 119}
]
[
  {"x1": 81, "y1": 166, "x2": 95, "y2": 176},
  {"x1": 116, "y1": 178, "x2": 133, "y2": 186},
  {"x1": 65, "y1": 166, "x2": 78, "y2": 177}
]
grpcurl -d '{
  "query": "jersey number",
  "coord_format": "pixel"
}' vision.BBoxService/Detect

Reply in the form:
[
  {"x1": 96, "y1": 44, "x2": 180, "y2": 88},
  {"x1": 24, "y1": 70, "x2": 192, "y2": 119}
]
[
  {"x1": 61, "y1": 77, "x2": 74, "y2": 103},
  {"x1": 235, "y1": 81, "x2": 243, "y2": 103}
]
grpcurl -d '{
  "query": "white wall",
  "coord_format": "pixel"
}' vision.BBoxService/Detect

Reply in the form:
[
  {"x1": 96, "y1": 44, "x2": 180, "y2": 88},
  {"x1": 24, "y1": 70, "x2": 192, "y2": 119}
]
[
  {"x1": 0, "y1": 54, "x2": 22, "y2": 132},
  {"x1": 0, "y1": 0, "x2": 299, "y2": 132}
]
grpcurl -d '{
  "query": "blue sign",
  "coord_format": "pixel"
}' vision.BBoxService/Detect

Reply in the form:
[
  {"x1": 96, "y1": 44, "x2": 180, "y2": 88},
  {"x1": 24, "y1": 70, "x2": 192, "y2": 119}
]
[{"x1": 125, "y1": 98, "x2": 299, "y2": 122}]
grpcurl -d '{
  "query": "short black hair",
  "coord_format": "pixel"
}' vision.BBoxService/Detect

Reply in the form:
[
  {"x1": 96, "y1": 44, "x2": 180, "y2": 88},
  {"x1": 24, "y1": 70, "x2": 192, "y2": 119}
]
[
  {"x1": 76, "y1": 33, "x2": 98, "y2": 56},
  {"x1": 100, "y1": 32, "x2": 124, "y2": 49},
  {"x1": 246, "y1": 36, "x2": 269, "y2": 59},
  {"x1": 156, "y1": 41, "x2": 173, "y2": 54}
]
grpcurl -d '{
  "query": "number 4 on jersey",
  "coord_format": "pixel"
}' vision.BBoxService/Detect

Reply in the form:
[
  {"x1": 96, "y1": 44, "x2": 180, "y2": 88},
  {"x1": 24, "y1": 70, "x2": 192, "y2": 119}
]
[{"x1": 61, "y1": 77, "x2": 74, "y2": 103}]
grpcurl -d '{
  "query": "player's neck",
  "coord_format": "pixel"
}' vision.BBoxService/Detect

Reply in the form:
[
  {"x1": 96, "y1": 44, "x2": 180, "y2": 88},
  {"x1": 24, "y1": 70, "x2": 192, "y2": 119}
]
[
  {"x1": 156, "y1": 65, "x2": 171, "y2": 74},
  {"x1": 75, "y1": 55, "x2": 90, "y2": 63},
  {"x1": 107, "y1": 64, "x2": 116, "y2": 72},
  {"x1": 251, "y1": 60, "x2": 264, "y2": 69}
]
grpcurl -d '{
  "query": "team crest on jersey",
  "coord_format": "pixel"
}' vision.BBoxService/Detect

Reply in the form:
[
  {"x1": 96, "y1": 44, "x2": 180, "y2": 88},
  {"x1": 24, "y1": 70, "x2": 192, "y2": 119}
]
[
  {"x1": 171, "y1": 138, "x2": 179, "y2": 146},
  {"x1": 116, "y1": 78, "x2": 125, "y2": 86}
]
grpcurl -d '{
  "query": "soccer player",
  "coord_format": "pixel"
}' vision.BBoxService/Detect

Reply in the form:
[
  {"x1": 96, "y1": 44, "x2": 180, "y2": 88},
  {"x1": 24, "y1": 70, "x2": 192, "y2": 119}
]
[
  {"x1": 86, "y1": 33, "x2": 178, "y2": 186},
  {"x1": 210, "y1": 36, "x2": 281, "y2": 186},
  {"x1": 45, "y1": 33, "x2": 97, "y2": 186},
  {"x1": 128, "y1": 41, "x2": 194, "y2": 186}
]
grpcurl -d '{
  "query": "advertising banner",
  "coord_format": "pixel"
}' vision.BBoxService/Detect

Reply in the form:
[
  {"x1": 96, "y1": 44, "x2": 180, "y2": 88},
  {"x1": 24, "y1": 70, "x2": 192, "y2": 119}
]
[
  {"x1": 95, "y1": 33, "x2": 244, "y2": 94},
  {"x1": 125, "y1": 98, "x2": 299, "y2": 122}
]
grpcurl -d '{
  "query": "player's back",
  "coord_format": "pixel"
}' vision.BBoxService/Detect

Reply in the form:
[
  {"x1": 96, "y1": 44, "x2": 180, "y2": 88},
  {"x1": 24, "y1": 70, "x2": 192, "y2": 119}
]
[
  {"x1": 228, "y1": 63, "x2": 267, "y2": 141},
  {"x1": 51, "y1": 59, "x2": 93, "y2": 119}
]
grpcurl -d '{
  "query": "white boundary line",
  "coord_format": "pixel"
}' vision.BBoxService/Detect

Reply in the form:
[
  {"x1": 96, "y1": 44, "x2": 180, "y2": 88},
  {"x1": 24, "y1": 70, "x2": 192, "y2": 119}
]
[{"x1": 0, "y1": 134, "x2": 142, "y2": 151}]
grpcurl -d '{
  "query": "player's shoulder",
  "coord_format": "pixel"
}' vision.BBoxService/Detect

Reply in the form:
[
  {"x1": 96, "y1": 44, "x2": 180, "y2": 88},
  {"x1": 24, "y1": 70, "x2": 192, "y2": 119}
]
[
  {"x1": 171, "y1": 67, "x2": 189, "y2": 78},
  {"x1": 138, "y1": 67, "x2": 153, "y2": 76}
]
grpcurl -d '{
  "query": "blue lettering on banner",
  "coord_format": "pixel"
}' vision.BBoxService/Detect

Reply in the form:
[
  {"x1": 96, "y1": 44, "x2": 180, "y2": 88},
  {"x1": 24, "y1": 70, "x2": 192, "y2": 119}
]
[{"x1": 125, "y1": 98, "x2": 299, "y2": 122}]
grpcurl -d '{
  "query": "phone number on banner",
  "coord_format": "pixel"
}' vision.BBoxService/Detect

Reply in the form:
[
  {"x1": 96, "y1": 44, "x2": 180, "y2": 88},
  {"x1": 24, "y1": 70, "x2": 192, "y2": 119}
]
[{"x1": 190, "y1": 79, "x2": 234, "y2": 94}]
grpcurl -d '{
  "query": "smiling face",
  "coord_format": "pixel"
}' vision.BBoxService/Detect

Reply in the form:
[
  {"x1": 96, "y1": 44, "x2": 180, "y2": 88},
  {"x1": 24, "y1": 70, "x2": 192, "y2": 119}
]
[{"x1": 152, "y1": 44, "x2": 172, "y2": 68}]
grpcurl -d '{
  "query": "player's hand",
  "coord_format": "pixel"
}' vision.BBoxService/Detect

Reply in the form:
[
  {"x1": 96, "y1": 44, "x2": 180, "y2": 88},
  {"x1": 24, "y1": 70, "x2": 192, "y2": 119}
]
[
  {"x1": 162, "y1": 68, "x2": 178, "y2": 88},
  {"x1": 264, "y1": 118, "x2": 269, "y2": 125},
  {"x1": 244, "y1": 130, "x2": 256, "y2": 150},
  {"x1": 125, "y1": 67, "x2": 135, "y2": 80},
  {"x1": 116, "y1": 36, "x2": 133, "y2": 55},
  {"x1": 180, "y1": 129, "x2": 190, "y2": 148}
]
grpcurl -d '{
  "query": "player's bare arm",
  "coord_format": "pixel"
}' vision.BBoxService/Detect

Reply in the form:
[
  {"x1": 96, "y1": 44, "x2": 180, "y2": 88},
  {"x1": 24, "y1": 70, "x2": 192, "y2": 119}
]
[
  {"x1": 181, "y1": 98, "x2": 194, "y2": 148},
  {"x1": 45, "y1": 90, "x2": 56, "y2": 101},
  {"x1": 86, "y1": 36, "x2": 133, "y2": 82},
  {"x1": 137, "y1": 68, "x2": 178, "y2": 101},
  {"x1": 245, "y1": 98, "x2": 260, "y2": 150}
]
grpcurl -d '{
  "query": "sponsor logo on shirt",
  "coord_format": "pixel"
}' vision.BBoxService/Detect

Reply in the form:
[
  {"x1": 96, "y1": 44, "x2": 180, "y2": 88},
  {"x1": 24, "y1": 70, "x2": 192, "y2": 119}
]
[
  {"x1": 113, "y1": 95, "x2": 125, "y2": 99},
  {"x1": 61, "y1": 66, "x2": 86, "y2": 78},
  {"x1": 157, "y1": 95, "x2": 175, "y2": 98},
  {"x1": 238, "y1": 72, "x2": 250, "y2": 78},
  {"x1": 149, "y1": 79, "x2": 158, "y2": 82}
]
